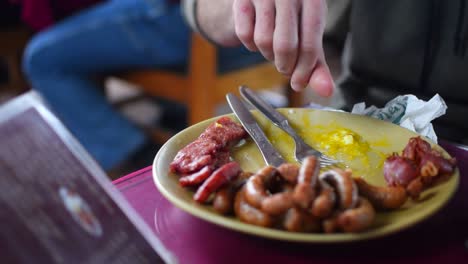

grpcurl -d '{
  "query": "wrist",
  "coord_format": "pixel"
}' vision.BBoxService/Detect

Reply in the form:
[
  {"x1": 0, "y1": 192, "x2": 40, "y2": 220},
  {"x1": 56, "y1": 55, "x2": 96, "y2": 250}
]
[{"x1": 197, "y1": 0, "x2": 240, "y2": 46}]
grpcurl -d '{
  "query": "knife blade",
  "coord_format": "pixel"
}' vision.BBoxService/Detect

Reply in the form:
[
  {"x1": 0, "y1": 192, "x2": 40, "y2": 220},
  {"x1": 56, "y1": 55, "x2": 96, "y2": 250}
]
[{"x1": 226, "y1": 93, "x2": 285, "y2": 167}]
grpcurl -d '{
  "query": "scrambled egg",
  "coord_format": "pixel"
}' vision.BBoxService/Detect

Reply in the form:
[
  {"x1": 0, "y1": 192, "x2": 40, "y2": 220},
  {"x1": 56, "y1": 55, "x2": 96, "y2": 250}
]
[{"x1": 313, "y1": 127, "x2": 370, "y2": 164}]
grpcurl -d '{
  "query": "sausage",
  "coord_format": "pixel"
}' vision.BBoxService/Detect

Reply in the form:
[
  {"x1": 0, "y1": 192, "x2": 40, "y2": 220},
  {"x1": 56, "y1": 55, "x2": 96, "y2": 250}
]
[
  {"x1": 293, "y1": 156, "x2": 319, "y2": 209},
  {"x1": 238, "y1": 171, "x2": 254, "y2": 181},
  {"x1": 406, "y1": 177, "x2": 424, "y2": 200},
  {"x1": 337, "y1": 197, "x2": 376, "y2": 233},
  {"x1": 261, "y1": 192, "x2": 294, "y2": 215},
  {"x1": 420, "y1": 160, "x2": 439, "y2": 177},
  {"x1": 178, "y1": 166, "x2": 213, "y2": 187},
  {"x1": 283, "y1": 207, "x2": 303, "y2": 232},
  {"x1": 277, "y1": 163, "x2": 300, "y2": 184},
  {"x1": 244, "y1": 166, "x2": 277, "y2": 208},
  {"x1": 213, "y1": 186, "x2": 236, "y2": 215},
  {"x1": 283, "y1": 207, "x2": 321, "y2": 232},
  {"x1": 319, "y1": 169, "x2": 358, "y2": 210},
  {"x1": 384, "y1": 155, "x2": 419, "y2": 187},
  {"x1": 354, "y1": 177, "x2": 407, "y2": 210},
  {"x1": 322, "y1": 213, "x2": 340, "y2": 233},
  {"x1": 234, "y1": 187, "x2": 274, "y2": 227},
  {"x1": 310, "y1": 179, "x2": 336, "y2": 218},
  {"x1": 293, "y1": 183, "x2": 316, "y2": 210},
  {"x1": 193, "y1": 161, "x2": 241, "y2": 203}
]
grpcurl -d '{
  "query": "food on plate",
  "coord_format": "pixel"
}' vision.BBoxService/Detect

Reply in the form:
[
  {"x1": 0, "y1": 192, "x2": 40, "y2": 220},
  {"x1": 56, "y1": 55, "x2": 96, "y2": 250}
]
[
  {"x1": 238, "y1": 158, "x2": 376, "y2": 233},
  {"x1": 333, "y1": 197, "x2": 376, "y2": 233},
  {"x1": 282, "y1": 206, "x2": 321, "y2": 232},
  {"x1": 234, "y1": 186, "x2": 275, "y2": 227},
  {"x1": 383, "y1": 136, "x2": 457, "y2": 199},
  {"x1": 169, "y1": 117, "x2": 457, "y2": 234},
  {"x1": 312, "y1": 127, "x2": 371, "y2": 164},
  {"x1": 354, "y1": 178, "x2": 408, "y2": 210},
  {"x1": 244, "y1": 166, "x2": 278, "y2": 209},
  {"x1": 193, "y1": 161, "x2": 241, "y2": 203},
  {"x1": 318, "y1": 169, "x2": 358, "y2": 210},
  {"x1": 292, "y1": 156, "x2": 319, "y2": 209},
  {"x1": 310, "y1": 178, "x2": 336, "y2": 218},
  {"x1": 170, "y1": 116, "x2": 247, "y2": 175}
]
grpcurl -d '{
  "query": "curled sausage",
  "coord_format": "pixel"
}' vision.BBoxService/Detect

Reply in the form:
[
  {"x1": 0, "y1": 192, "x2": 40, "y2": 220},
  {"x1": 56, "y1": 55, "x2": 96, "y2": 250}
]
[
  {"x1": 310, "y1": 179, "x2": 336, "y2": 218},
  {"x1": 261, "y1": 192, "x2": 294, "y2": 215},
  {"x1": 234, "y1": 187, "x2": 274, "y2": 227},
  {"x1": 277, "y1": 163, "x2": 300, "y2": 184},
  {"x1": 322, "y1": 212, "x2": 340, "y2": 233},
  {"x1": 213, "y1": 186, "x2": 236, "y2": 215},
  {"x1": 319, "y1": 169, "x2": 358, "y2": 210},
  {"x1": 354, "y1": 177, "x2": 407, "y2": 210},
  {"x1": 238, "y1": 171, "x2": 254, "y2": 181},
  {"x1": 283, "y1": 207, "x2": 320, "y2": 232},
  {"x1": 337, "y1": 197, "x2": 375, "y2": 233},
  {"x1": 244, "y1": 166, "x2": 277, "y2": 208},
  {"x1": 406, "y1": 177, "x2": 424, "y2": 199},
  {"x1": 293, "y1": 156, "x2": 319, "y2": 209}
]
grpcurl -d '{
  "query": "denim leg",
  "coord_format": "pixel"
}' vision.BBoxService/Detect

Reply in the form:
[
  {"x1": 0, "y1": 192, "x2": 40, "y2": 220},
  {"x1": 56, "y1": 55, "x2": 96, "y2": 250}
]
[{"x1": 22, "y1": 0, "x2": 190, "y2": 170}]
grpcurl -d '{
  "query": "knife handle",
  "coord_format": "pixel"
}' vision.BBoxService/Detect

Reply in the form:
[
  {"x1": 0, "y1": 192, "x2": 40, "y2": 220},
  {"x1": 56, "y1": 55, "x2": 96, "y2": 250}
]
[{"x1": 239, "y1": 86, "x2": 302, "y2": 141}]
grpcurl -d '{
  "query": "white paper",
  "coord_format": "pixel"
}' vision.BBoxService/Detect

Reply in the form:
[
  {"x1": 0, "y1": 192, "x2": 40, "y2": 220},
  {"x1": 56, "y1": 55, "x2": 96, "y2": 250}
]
[{"x1": 351, "y1": 94, "x2": 447, "y2": 143}]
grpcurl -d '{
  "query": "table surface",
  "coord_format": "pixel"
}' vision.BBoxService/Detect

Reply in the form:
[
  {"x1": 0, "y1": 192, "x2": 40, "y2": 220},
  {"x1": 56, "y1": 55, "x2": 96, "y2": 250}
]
[{"x1": 114, "y1": 142, "x2": 468, "y2": 264}]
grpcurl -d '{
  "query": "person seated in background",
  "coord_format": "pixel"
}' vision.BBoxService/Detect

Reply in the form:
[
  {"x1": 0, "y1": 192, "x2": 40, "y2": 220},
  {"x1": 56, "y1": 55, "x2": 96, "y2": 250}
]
[
  {"x1": 20, "y1": 0, "x2": 191, "y2": 175},
  {"x1": 186, "y1": 0, "x2": 468, "y2": 144}
]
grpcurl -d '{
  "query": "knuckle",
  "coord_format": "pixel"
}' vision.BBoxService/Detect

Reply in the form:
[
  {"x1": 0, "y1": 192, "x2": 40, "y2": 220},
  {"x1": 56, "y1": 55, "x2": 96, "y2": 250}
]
[
  {"x1": 300, "y1": 42, "x2": 319, "y2": 55},
  {"x1": 236, "y1": 28, "x2": 253, "y2": 43},
  {"x1": 274, "y1": 39, "x2": 297, "y2": 57},
  {"x1": 254, "y1": 35, "x2": 273, "y2": 50}
]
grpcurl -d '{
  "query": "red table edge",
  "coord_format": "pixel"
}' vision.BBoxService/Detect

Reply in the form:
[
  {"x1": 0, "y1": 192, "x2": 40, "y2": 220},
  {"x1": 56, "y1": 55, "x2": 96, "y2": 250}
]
[{"x1": 113, "y1": 166, "x2": 152, "y2": 185}]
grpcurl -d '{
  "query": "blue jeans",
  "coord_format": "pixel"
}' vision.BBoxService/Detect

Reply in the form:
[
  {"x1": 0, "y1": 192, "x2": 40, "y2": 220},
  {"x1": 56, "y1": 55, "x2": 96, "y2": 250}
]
[{"x1": 22, "y1": 0, "x2": 190, "y2": 170}]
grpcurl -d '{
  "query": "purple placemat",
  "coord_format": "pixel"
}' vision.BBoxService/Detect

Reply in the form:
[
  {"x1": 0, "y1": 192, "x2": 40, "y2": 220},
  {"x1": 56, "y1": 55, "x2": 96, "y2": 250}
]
[{"x1": 115, "y1": 143, "x2": 468, "y2": 264}]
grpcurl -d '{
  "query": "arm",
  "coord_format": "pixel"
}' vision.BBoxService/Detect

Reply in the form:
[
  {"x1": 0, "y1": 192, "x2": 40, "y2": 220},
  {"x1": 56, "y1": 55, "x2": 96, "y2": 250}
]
[
  {"x1": 182, "y1": 0, "x2": 239, "y2": 46},
  {"x1": 182, "y1": 0, "x2": 335, "y2": 97}
]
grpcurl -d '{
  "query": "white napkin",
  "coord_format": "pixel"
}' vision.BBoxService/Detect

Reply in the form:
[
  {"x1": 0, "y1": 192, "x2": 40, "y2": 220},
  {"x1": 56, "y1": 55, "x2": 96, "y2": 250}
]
[{"x1": 351, "y1": 94, "x2": 447, "y2": 143}]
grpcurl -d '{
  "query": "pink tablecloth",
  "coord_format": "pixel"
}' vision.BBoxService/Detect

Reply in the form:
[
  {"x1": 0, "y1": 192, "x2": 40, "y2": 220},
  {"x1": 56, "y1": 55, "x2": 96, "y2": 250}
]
[{"x1": 113, "y1": 142, "x2": 468, "y2": 264}]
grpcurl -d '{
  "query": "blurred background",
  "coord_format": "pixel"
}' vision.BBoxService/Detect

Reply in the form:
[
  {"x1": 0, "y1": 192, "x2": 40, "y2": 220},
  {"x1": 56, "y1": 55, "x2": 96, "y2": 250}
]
[{"x1": 0, "y1": 0, "x2": 353, "y2": 178}]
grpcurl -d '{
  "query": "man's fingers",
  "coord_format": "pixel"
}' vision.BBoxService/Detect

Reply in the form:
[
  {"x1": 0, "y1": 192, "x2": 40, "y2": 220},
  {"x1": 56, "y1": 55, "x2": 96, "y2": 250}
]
[
  {"x1": 309, "y1": 60, "x2": 334, "y2": 97},
  {"x1": 302, "y1": 0, "x2": 333, "y2": 96},
  {"x1": 273, "y1": 0, "x2": 299, "y2": 76},
  {"x1": 233, "y1": 0, "x2": 257, "y2": 51},
  {"x1": 290, "y1": 0, "x2": 327, "y2": 92},
  {"x1": 253, "y1": 0, "x2": 275, "y2": 61}
]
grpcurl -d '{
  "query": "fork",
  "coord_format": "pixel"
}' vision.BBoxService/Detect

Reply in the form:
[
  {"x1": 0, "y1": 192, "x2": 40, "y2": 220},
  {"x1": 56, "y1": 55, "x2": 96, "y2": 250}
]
[{"x1": 239, "y1": 85, "x2": 343, "y2": 168}]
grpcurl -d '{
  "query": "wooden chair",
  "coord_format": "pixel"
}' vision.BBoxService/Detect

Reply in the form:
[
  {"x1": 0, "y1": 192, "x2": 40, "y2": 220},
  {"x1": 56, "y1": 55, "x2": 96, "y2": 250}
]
[
  {"x1": 0, "y1": 26, "x2": 31, "y2": 95},
  {"x1": 119, "y1": 34, "x2": 303, "y2": 143}
]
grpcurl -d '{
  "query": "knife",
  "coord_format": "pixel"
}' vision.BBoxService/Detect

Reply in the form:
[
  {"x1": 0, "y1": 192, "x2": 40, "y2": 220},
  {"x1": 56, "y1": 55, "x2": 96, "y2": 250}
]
[
  {"x1": 226, "y1": 93, "x2": 286, "y2": 167},
  {"x1": 239, "y1": 85, "x2": 301, "y2": 138}
]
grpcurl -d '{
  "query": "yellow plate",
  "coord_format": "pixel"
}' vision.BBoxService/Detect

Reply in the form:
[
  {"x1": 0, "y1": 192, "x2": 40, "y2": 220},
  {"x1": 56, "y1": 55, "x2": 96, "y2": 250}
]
[{"x1": 153, "y1": 108, "x2": 459, "y2": 243}]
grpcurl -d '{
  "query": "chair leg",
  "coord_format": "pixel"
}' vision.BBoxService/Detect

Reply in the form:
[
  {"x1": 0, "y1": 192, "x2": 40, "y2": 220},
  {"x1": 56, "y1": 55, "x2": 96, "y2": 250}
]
[
  {"x1": 1, "y1": 54, "x2": 28, "y2": 94},
  {"x1": 285, "y1": 83, "x2": 305, "y2": 107},
  {"x1": 188, "y1": 34, "x2": 217, "y2": 124}
]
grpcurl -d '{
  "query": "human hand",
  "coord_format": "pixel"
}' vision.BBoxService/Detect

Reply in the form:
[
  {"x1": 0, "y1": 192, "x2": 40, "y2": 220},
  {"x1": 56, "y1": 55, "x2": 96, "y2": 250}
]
[{"x1": 232, "y1": 0, "x2": 334, "y2": 97}]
